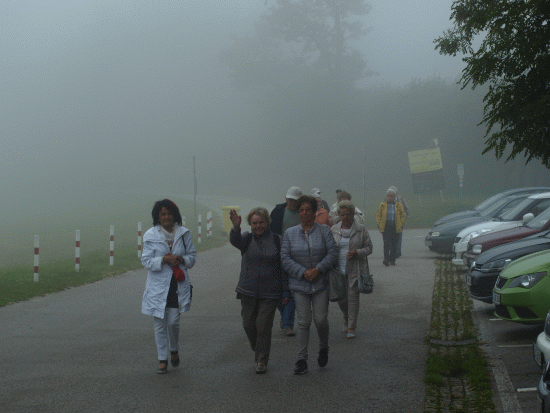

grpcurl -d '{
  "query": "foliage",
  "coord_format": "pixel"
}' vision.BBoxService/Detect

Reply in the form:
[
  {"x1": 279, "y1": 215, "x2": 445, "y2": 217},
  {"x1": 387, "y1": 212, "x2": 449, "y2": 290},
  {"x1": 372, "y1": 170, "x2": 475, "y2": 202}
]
[
  {"x1": 435, "y1": 0, "x2": 550, "y2": 168},
  {"x1": 220, "y1": 0, "x2": 372, "y2": 110}
]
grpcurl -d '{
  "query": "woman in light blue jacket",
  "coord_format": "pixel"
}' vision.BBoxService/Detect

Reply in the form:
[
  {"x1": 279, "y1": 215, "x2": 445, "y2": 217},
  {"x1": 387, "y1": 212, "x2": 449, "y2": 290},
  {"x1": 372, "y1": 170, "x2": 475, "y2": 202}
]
[
  {"x1": 141, "y1": 199, "x2": 197, "y2": 374},
  {"x1": 281, "y1": 195, "x2": 338, "y2": 375}
]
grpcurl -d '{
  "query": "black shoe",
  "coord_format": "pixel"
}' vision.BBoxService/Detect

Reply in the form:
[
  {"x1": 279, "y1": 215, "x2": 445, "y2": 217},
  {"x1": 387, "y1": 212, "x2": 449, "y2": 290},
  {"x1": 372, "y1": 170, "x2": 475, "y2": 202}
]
[
  {"x1": 318, "y1": 348, "x2": 329, "y2": 367},
  {"x1": 157, "y1": 360, "x2": 168, "y2": 374},
  {"x1": 383, "y1": 260, "x2": 389, "y2": 266},
  {"x1": 390, "y1": 262, "x2": 396, "y2": 265},
  {"x1": 170, "y1": 351, "x2": 180, "y2": 367},
  {"x1": 294, "y1": 359, "x2": 308, "y2": 375}
]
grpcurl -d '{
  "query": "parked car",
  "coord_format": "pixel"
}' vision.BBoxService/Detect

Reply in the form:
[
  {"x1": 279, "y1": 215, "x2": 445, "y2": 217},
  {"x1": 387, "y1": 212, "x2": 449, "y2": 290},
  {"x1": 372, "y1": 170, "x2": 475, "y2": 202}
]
[
  {"x1": 538, "y1": 359, "x2": 550, "y2": 412},
  {"x1": 534, "y1": 310, "x2": 550, "y2": 369},
  {"x1": 463, "y1": 193, "x2": 550, "y2": 267},
  {"x1": 425, "y1": 195, "x2": 530, "y2": 254},
  {"x1": 431, "y1": 187, "x2": 550, "y2": 227},
  {"x1": 493, "y1": 249, "x2": 550, "y2": 324},
  {"x1": 466, "y1": 230, "x2": 550, "y2": 303},
  {"x1": 452, "y1": 211, "x2": 535, "y2": 267}
]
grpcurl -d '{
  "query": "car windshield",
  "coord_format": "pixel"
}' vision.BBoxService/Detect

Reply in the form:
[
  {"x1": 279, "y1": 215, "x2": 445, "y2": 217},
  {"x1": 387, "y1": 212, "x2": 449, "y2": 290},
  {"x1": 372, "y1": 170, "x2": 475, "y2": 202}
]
[
  {"x1": 526, "y1": 206, "x2": 550, "y2": 230},
  {"x1": 474, "y1": 193, "x2": 506, "y2": 211},
  {"x1": 499, "y1": 197, "x2": 534, "y2": 220},
  {"x1": 479, "y1": 197, "x2": 520, "y2": 217}
]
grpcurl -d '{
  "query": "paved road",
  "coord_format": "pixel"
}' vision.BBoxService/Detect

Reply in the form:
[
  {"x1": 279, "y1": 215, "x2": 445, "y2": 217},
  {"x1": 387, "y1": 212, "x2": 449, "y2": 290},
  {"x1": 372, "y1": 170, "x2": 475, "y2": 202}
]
[
  {"x1": 0, "y1": 229, "x2": 434, "y2": 413},
  {"x1": 472, "y1": 293, "x2": 544, "y2": 413}
]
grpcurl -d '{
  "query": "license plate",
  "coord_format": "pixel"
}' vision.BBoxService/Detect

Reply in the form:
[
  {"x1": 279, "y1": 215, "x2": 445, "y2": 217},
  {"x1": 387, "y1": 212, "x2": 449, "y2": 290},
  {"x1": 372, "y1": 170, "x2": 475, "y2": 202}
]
[
  {"x1": 466, "y1": 274, "x2": 472, "y2": 286},
  {"x1": 426, "y1": 240, "x2": 432, "y2": 246},
  {"x1": 493, "y1": 292, "x2": 501, "y2": 305},
  {"x1": 534, "y1": 343, "x2": 544, "y2": 367}
]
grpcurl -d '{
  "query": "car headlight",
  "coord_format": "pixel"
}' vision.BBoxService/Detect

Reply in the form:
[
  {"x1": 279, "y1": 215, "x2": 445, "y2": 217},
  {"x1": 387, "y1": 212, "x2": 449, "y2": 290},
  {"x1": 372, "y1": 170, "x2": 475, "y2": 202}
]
[
  {"x1": 431, "y1": 231, "x2": 440, "y2": 237},
  {"x1": 480, "y1": 258, "x2": 512, "y2": 272},
  {"x1": 472, "y1": 244, "x2": 482, "y2": 254},
  {"x1": 507, "y1": 272, "x2": 546, "y2": 289}
]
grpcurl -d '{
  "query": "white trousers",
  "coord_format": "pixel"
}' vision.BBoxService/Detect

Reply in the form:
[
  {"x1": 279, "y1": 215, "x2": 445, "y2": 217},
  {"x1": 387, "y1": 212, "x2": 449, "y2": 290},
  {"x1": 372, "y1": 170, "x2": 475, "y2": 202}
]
[{"x1": 153, "y1": 307, "x2": 180, "y2": 360}]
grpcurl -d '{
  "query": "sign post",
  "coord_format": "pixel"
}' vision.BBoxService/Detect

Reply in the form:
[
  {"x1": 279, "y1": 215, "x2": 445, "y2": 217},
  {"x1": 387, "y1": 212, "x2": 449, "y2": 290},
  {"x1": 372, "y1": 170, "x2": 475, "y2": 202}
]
[
  {"x1": 408, "y1": 148, "x2": 445, "y2": 205},
  {"x1": 457, "y1": 163, "x2": 464, "y2": 201}
]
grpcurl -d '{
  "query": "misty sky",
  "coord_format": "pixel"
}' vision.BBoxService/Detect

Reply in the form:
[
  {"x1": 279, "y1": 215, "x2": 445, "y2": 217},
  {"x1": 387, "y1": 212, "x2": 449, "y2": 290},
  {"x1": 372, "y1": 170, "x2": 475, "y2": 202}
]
[{"x1": 1, "y1": 0, "x2": 468, "y2": 214}]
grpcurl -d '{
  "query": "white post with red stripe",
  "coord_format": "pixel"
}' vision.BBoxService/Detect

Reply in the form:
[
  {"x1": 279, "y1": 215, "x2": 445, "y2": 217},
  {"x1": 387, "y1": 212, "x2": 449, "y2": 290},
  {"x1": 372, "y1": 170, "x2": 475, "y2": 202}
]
[
  {"x1": 34, "y1": 235, "x2": 39, "y2": 282},
  {"x1": 110, "y1": 225, "x2": 114, "y2": 265},
  {"x1": 206, "y1": 211, "x2": 212, "y2": 237},
  {"x1": 137, "y1": 222, "x2": 142, "y2": 258},
  {"x1": 75, "y1": 230, "x2": 81, "y2": 272},
  {"x1": 198, "y1": 214, "x2": 202, "y2": 244}
]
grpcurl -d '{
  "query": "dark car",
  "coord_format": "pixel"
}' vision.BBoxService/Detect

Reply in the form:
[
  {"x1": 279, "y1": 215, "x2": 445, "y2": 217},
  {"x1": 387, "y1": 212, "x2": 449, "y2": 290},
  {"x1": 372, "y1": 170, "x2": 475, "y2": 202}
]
[
  {"x1": 432, "y1": 187, "x2": 550, "y2": 227},
  {"x1": 467, "y1": 230, "x2": 550, "y2": 303},
  {"x1": 425, "y1": 195, "x2": 529, "y2": 254},
  {"x1": 463, "y1": 193, "x2": 550, "y2": 267}
]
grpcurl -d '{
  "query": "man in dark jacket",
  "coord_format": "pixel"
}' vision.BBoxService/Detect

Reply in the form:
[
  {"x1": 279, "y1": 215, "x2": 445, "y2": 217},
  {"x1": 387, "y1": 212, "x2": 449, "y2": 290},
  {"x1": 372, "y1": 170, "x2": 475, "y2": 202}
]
[{"x1": 270, "y1": 186, "x2": 302, "y2": 336}]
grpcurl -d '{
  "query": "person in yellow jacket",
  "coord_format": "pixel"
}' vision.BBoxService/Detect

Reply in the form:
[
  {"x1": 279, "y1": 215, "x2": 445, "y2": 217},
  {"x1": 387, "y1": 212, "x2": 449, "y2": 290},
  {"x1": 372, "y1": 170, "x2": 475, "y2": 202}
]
[{"x1": 376, "y1": 188, "x2": 406, "y2": 266}]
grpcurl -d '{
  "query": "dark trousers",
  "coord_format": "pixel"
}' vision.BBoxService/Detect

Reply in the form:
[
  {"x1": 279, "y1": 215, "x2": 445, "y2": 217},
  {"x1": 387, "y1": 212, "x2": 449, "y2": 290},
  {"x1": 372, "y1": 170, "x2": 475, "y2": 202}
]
[
  {"x1": 240, "y1": 296, "x2": 278, "y2": 365},
  {"x1": 382, "y1": 223, "x2": 398, "y2": 263}
]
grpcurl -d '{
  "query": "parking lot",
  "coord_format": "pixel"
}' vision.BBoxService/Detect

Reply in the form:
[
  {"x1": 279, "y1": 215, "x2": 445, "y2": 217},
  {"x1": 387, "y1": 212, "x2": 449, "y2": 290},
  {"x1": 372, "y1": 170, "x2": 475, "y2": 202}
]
[{"x1": 469, "y1": 277, "x2": 544, "y2": 412}]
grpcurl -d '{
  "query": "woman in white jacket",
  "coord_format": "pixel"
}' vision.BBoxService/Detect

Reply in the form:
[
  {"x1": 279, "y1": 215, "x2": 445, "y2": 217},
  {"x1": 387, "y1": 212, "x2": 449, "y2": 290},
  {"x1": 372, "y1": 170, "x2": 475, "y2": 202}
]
[{"x1": 141, "y1": 199, "x2": 197, "y2": 374}]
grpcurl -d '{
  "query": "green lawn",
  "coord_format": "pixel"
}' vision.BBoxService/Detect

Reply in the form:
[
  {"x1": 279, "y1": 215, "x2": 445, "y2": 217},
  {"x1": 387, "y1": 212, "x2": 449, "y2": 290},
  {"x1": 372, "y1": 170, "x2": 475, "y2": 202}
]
[{"x1": 0, "y1": 195, "x2": 226, "y2": 307}]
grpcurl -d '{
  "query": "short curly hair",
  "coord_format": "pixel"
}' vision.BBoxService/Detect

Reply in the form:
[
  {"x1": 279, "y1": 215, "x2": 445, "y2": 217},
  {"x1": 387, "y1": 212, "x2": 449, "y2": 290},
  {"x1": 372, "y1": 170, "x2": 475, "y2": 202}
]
[
  {"x1": 247, "y1": 207, "x2": 271, "y2": 226},
  {"x1": 337, "y1": 200, "x2": 355, "y2": 216},
  {"x1": 296, "y1": 195, "x2": 318, "y2": 214},
  {"x1": 338, "y1": 190, "x2": 352, "y2": 201},
  {"x1": 152, "y1": 199, "x2": 183, "y2": 226}
]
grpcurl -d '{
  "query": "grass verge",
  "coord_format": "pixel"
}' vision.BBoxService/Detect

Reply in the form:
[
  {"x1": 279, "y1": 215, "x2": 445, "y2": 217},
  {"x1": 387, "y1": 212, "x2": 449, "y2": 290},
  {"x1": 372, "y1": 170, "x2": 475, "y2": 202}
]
[
  {"x1": 0, "y1": 201, "x2": 228, "y2": 308},
  {"x1": 423, "y1": 258, "x2": 496, "y2": 412}
]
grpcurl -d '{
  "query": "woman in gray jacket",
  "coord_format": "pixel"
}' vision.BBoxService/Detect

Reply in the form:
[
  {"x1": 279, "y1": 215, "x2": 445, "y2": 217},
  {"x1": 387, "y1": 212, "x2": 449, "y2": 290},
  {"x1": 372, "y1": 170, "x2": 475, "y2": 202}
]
[
  {"x1": 281, "y1": 195, "x2": 338, "y2": 375},
  {"x1": 331, "y1": 200, "x2": 373, "y2": 338},
  {"x1": 229, "y1": 207, "x2": 288, "y2": 374}
]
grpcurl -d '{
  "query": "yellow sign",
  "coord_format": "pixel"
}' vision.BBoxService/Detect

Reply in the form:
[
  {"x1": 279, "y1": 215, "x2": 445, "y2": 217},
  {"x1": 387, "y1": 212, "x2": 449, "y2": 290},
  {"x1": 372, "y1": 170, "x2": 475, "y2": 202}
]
[{"x1": 408, "y1": 148, "x2": 443, "y2": 174}]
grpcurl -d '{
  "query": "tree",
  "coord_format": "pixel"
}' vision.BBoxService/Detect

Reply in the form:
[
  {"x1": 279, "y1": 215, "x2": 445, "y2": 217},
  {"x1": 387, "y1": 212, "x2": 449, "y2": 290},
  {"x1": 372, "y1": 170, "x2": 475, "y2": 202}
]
[
  {"x1": 220, "y1": 0, "x2": 372, "y2": 107},
  {"x1": 435, "y1": 0, "x2": 550, "y2": 167}
]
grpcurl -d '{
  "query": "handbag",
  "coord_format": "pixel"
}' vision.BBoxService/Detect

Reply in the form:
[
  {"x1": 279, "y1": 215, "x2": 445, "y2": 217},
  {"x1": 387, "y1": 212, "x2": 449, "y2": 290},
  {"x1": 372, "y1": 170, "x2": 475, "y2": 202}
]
[
  {"x1": 328, "y1": 266, "x2": 347, "y2": 302},
  {"x1": 358, "y1": 260, "x2": 374, "y2": 294}
]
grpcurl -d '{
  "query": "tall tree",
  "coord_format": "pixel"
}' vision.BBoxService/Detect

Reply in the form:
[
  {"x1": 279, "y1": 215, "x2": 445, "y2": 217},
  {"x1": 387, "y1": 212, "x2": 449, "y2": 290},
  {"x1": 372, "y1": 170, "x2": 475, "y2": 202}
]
[
  {"x1": 435, "y1": 0, "x2": 550, "y2": 167},
  {"x1": 220, "y1": 0, "x2": 371, "y2": 106}
]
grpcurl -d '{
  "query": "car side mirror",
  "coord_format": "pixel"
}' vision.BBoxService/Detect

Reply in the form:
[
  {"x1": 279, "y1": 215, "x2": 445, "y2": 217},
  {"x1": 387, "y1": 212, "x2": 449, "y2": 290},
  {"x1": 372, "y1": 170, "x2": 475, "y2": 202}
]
[{"x1": 523, "y1": 213, "x2": 534, "y2": 223}]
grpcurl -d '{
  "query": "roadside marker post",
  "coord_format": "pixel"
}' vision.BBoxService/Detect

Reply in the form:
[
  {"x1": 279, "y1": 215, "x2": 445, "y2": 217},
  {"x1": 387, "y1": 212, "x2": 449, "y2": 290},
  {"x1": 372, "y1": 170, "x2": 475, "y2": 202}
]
[
  {"x1": 34, "y1": 235, "x2": 39, "y2": 282},
  {"x1": 75, "y1": 230, "x2": 80, "y2": 272},
  {"x1": 109, "y1": 225, "x2": 114, "y2": 266}
]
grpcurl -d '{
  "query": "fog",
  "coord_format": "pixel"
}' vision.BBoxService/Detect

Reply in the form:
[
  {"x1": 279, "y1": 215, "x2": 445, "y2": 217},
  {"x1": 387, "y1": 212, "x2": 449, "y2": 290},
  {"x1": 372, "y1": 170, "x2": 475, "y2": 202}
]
[{"x1": 2, "y1": 0, "x2": 549, "y2": 229}]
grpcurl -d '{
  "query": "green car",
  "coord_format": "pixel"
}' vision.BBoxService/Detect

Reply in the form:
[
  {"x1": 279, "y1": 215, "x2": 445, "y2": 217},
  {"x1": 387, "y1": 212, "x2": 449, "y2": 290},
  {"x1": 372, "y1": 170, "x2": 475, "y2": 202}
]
[{"x1": 493, "y1": 249, "x2": 550, "y2": 324}]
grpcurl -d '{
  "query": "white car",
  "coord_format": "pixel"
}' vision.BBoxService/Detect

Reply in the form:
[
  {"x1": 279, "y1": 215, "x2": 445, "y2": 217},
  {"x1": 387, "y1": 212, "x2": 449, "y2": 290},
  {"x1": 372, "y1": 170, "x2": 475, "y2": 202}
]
[
  {"x1": 451, "y1": 212, "x2": 534, "y2": 267},
  {"x1": 534, "y1": 311, "x2": 550, "y2": 368}
]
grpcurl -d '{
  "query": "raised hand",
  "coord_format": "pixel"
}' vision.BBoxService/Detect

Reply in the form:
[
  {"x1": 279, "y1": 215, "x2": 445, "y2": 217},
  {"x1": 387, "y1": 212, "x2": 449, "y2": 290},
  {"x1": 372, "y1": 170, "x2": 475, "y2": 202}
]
[{"x1": 229, "y1": 209, "x2": 242, "y2": 230}]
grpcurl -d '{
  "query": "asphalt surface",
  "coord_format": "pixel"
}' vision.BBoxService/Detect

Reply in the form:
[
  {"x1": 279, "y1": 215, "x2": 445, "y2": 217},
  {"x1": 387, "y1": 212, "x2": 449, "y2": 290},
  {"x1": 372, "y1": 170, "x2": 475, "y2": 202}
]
[
  {"x1": 471, "y1": 290, "x2": 544, "y2": 413},
  {"x1": 0, "y1": 229, "x2": 435, "y2": 413}
]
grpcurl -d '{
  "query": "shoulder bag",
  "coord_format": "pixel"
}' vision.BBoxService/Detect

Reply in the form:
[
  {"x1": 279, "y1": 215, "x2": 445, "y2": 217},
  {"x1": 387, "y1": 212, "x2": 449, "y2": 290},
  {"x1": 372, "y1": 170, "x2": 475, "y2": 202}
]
[{"x1": 357, "y1": 260, "x2": 373, "y2": 294}]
